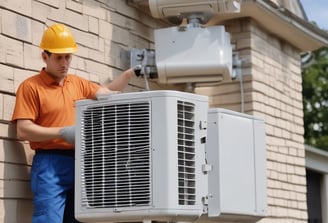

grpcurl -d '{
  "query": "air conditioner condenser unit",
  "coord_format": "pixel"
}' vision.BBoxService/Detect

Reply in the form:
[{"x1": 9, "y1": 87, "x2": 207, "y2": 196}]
[{"x1": 74, "y1": 90, "x2": 209, "y2": 223}]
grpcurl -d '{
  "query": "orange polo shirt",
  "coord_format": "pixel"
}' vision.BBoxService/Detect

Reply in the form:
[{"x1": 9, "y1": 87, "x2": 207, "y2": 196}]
[{"x1": 12, "y1": 68, "x2": 100, "y2": 150}]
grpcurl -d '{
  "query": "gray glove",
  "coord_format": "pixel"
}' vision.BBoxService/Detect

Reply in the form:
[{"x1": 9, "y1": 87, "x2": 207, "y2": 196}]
[
  {"x1": 59, "y1": 126, "x2": 75, "y2": 145},
  {"x1": 133, "y1": 64, "x2": 142, "y2": 77}
]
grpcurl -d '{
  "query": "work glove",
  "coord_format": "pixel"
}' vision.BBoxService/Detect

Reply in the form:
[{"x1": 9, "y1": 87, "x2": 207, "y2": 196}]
[{"x1": 59, "y1": 126, "x2": 75, "y2": 145}]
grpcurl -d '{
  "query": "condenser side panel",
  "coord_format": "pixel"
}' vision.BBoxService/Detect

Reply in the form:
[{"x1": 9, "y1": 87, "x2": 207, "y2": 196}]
[
  {"x1": 206, "y1": 108, "x2": 267, "y2": 221},
  {"x1": 253, "y1": 119, "x2": 267, "y2": 216}
]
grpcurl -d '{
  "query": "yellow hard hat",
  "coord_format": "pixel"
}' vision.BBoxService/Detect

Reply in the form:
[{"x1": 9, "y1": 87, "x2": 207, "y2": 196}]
[{"x1": 40, "y1": 23, "x2": 78, "y2": 53}]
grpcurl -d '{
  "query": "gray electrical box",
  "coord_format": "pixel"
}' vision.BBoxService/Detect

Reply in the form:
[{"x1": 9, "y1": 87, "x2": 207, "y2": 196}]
[
  {"x1": 204, "y1": 108, "x2": 267, "y2": 222},
  {"x1": 154, "y1": 25, "x2": 233, "y2": 84}
]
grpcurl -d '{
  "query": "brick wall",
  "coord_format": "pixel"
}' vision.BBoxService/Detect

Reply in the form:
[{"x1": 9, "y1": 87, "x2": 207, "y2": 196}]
[
  {"x1": 0, "y1": 0, "x2": 307, "y2": 222},
  {"x1": 196, "y1": 18, "x2": 307, "y2": 223},
  {"x1": 0, "y1": 0, "x2": 168, "y2": 221}
]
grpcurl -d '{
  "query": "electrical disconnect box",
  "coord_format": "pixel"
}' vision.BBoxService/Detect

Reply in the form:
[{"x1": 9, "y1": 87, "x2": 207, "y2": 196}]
[
  {"x1": 129, "y1": 0, "x2": 242, "y2": 85},
  {"x1": 204, "y1": 108, "x2": 267, "y2": 222},
  {"x1": 154, "y1": 25, "x2": 233, "y2": 84}
]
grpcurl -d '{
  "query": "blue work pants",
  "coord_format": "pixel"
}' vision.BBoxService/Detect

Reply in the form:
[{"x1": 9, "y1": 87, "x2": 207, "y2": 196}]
[{"x1": 31, "y1": 152, "x2": 81, "y2": 223}]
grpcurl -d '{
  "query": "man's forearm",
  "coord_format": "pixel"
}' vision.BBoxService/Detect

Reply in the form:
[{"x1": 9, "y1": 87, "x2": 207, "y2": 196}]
[
  {"x1": 105, "y1": 68, "x2": 135, "y2": 91},
  {"x1": 16, "y1": 120, "x2": 62, "y2": 142}
]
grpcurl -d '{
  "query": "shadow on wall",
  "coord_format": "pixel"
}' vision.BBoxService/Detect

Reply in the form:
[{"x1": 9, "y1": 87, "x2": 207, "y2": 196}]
[{"x1": 3, "y1": 124, "x2": 33, "y2": 223}]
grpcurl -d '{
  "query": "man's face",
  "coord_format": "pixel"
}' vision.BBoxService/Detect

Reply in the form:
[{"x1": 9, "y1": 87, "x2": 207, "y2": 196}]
[{"x1": 43, "y1": 52, "x2": 72, "y2": 80}]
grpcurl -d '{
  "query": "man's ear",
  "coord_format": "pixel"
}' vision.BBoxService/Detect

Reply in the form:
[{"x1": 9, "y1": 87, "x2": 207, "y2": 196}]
[{"x1": 41, "y1": 52, "x2": 47, "y2": 63}]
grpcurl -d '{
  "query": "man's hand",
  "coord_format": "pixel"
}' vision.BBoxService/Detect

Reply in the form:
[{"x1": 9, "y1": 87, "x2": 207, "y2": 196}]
[
  {"x1": 59, "y1": 126, "x2": 75, "y2": 144},
  {"x1": 133, "y1": 65, "x2": 142, "y2": 77}
]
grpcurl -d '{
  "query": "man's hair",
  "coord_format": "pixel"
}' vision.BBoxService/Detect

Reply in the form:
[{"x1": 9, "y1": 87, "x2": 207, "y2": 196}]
[{"x1": 44, "y1": 50, "x2": 52, "y2": 56}]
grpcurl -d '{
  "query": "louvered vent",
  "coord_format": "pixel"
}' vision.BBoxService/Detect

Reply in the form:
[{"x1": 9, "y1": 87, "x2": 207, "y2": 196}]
[
  {"x1": 80, "y1": 102, "x2": 151, "y2": 209},
  {"x1": 177, "y1": 101, "x2": 196, "y2": 205}
]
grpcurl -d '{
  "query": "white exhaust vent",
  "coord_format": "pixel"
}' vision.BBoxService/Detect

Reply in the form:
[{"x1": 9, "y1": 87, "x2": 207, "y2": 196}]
[{"x1": 75, "y1": 90, "x2": 209, "y2": 223}]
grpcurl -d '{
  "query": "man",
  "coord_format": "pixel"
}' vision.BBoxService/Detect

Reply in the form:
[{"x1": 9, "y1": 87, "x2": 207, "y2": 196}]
[{"x1": 11, "y1": 23, "x2": 139, "y2": 223}]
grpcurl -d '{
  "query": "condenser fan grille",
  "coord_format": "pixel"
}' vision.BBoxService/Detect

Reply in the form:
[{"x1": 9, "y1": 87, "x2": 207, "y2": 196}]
[
  {"x1": 80, "y1": 102, "x2": 151, "y2": 208},
  {"x1": 177, "y1": 101, "x2": 196, "y2": 205}
]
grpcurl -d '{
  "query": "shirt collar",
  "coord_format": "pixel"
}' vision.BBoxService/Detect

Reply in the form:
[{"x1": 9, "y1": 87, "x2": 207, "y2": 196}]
[{"x1": 40, "y1": 68, "x2": 70, "y2": 86}]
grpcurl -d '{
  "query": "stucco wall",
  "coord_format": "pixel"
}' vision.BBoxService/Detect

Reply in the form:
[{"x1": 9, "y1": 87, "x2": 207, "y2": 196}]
[{"x1": 0, "y1": 0, "x2": 307, "y2": 222}]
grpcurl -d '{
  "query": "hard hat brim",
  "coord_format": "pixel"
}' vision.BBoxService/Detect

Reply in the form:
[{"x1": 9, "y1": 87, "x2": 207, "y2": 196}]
[{"x1": 45, "y1": 47, "x2": 78, "y2": 54}]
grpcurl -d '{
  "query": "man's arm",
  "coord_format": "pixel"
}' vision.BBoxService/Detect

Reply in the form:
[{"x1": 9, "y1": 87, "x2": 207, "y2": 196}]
[
  {"x1": 16, "y1": 119, "x2": 62, "y2": 142},
  {"x1": 106, "y1": 68, "x2": 136, "y2": 91}
]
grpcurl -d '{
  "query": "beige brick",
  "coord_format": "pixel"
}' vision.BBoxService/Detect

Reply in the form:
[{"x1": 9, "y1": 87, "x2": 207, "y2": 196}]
[
  {"x1": 14, "y1": 69, "x2": 36, "y2": 93},
  {"x1": 0, "y1": 163, "x2": 30, "y2": 181},
  {"x1": 88, "y1": 16, "x2": 99, "y2": 35},
  {"x1": 73, "y1": 50, "x2": 87, "y2": 67},
  {"x1": 116, "y1": 0, "x2": 140, "y2": 19},
  {"x1": 0, "y1": 94, "x2": 2, "y2": 119},
  {"x1": 224, "y1": 19, "x2": 243, "y2": 33},
  {"x1": 99, "y1": 20, "x2": 113, "y2": 40},
  {"x1": 237, "y1": 37, "x2": 251, "y2": 50},
  {"x1": 89, "y1": 73, "x2": 100, "y2": 84},
  {"x1": 36, "y1": 0, "x2": 59, "y2": 8},
  {"x1": 82, "y1": 1, "x2": 107, "y2": 19},
  {"x1": 112, "y1": 25, "x2": 130, "y2": 46},
  {"x1": 3, "y1": 94, "x2": 15, "y2": 121},
  {"x1": 0, "y1": 199, "x2": 33, "y2": 223},
  {"x1": 89, "y1": 48, "x2": 105, "y2": 64},
  {"x1": 0, "y1": 139, "x2": 33, "y2": 165},
  {"x1": 0, "y1": 35, "x2": 24, "y2": 67},
  {"x1": 85, "y1": 59, "x2": 110, "y2": 79},
  {"x1": 48, "y1": 7, "x2": 89, "y2": 32},
  {"x1": 0, "y1": 64, "x2": 14, "y2": 94},
  {"x1": 75, "y1": 57, "x2": 87, "y2": 72},
  {"x1": 110, "y1": 12, "x2": 134, "y2": 31},
  {"x1": 1, "y1": 10, "x2": 32, "y2": 43},
  {"x1": 31, "y1": 21, "x2": 45, "y2": 47},
  {"x1": 195, "y1": 81, "x2": 241, "y2": 95},
  {"x1": 66, "y1": 0, "x2": 83, "y2": 14},
  {"x1": 129, "y1": 32, "x2": 152, "y2": 49},
  {"x1": 0, "y1": 0, "x2": 31, "y2": 16},
  {"x1": 100, "y1": 0, "x2": 116, "y2": 10},
  {"x1": 74, "y1": 28, "x2": 99, "y2": 50},
  {"x1": 99, "y1": 67, "x2": 116, "y2": 84},
  {"x1": 23, "y1": 44, "x2": 44, "y2": 70},
  {"x1": 288, "y1": 147, "x2": 298, "y2": 156},
  {"x1": 104, "y1": 41, "x2": 125, "y2": 68},
  {"x1": 31, "y1": 0, "x2": 52, "y2": 23},
  {"x1": 0, "y1": 180, "x2": 32, "y2": 199},
  {"x1": 0, "y1": 123, "x2": 16, "y2": 139}
]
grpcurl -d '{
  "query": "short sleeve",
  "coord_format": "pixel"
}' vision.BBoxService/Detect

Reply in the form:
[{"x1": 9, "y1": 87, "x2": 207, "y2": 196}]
[
  {"x1": 11, "y1": 81, "x2": 39, "y2": 122},
  {"x1": 79, "y1": 78, "x2": 101, "y2": 99}
]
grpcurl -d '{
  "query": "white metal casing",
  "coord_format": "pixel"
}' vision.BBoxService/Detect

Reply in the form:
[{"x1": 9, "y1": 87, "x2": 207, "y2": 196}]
[
  {"x1": 154, "y1": 25, "x2": 233, "y2": 84},
  {"x1": 202, "y1": 108, "x2": 267, "y2": 222},
  {"x1": 75, "y1": 90, "x2": 209, "y2": 223},
  {"x1": 149, "y1": 0, "x2": 242, "y2": 19}
]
